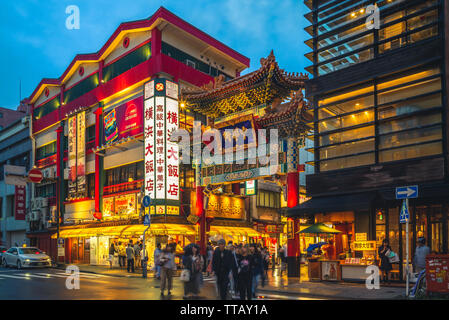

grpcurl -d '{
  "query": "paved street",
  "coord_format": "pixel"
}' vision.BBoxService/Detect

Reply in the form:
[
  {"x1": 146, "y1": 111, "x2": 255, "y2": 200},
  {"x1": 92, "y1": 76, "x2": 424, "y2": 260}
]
[{"x1": 0, "y1": 266, "x2": 323, "y2": 300}]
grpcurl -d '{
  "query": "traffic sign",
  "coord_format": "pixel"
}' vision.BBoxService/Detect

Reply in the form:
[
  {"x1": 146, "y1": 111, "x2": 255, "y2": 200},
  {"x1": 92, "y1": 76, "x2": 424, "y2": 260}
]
[
  {"x1": 142, "y1": 195, "x2": 151, "y2": 208},
  {"x1": 143, "y1": 214, "x2": 151, "y2": 226},
  {"x1": 400, "y1": 200, "x2": 409, "y2": 223},
  {"x1": 28, "y1": 168, "x2": 43, "y2": 183},
  {"x1": 396, "y1": 185, "x2": 418, "y2": 199}
]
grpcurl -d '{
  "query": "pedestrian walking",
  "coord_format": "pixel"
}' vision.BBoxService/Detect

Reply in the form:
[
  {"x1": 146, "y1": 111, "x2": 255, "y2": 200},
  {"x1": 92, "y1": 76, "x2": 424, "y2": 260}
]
[
  {"x1": 413, "y1": 237, "x2": 430, "y2": 273},
  {"x1": 206, "y1": 244, "x2": 213, "y2": 276},
  {"x1": 160, "y1": 244, "x2": 176, "y2": 296},
  {"x1": 118, "y1": 241, "x2": 126, "y2": 268},
  {"x1": 236, "y1": 246, "x2": 252, "y2": 300},
  {"x1": 212, "y1": 239, "x2": 233, "y2": 300},
  {"x1": 182, "y1": 244, "x2": 204, "y2": 299},
  {"x1": 378, "y1": 239, "x2": 393, "y2": 284},
  {"x1": 153, "y1": 243, "x2": 162, "y2": 279},
  {"x1": 108, "y1": 241, "x2": 116, "y2": 269},
  {"x1": 261, "y1": 247, "x2": 270, "y2": 287},
  {"x1": 134, "y1": 241, "x2": 141, "y2": 270},
  {"x1": 249, "y1": 245, "x2": 263, "y2": 298},
  {"x1": 279, "y1": 246, "x2": 287, "y2": 277},
  {"x1": 126, "y1": 242, "x2": 135, "y2": 273}
]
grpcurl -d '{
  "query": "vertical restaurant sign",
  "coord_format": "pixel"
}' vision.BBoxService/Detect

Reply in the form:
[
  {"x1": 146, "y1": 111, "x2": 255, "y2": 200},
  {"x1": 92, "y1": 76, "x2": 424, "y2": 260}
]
[
  {"x1": 77, "y1": 111, "x2": 86, "y2": 198},
  {"x1": 143, "y1": 79, "x2": 179, "y2": 213},
  {"x1": 103, "y1": 96, "x2": 143, "y2": 144},
  {"x1": 68, "y1": 115, "x2": 77, "y2": 198},
  {"x1": 15, "y1": 186, "x2": 26, "y2": 220}
]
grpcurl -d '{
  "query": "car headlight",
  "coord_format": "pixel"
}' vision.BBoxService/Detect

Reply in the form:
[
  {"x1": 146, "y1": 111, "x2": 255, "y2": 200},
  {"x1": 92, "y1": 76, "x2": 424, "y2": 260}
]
[{"x1": 25, "y1": 259, "x2": 30, "y2": 262}]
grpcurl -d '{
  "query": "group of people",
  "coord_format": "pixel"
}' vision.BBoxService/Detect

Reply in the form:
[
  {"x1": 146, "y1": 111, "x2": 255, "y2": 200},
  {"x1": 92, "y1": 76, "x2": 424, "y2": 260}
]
[
  {"x1": 208, "y1": 239, "x2": 271, "y2": 300},
  {"x1": 109, "y1": 240, "x2": 145, "y2": 273},
  {"x1": 378, "y1": 237, "x2": 430, "y2": 284},
  {"x1": 153, "y1": 239, "x2": 273, "y2": 300}
]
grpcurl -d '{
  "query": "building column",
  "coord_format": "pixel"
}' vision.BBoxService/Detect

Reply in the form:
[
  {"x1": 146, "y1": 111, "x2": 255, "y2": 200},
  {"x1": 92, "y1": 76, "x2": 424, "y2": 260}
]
[
  {"x1": 196, "y1": 185, "x2": 206, "y2": 256},
  {"x1": 55, "y1": 124, "x2": 65, "y2": 263},
  {"x1": 93, "y1": 106, "x2": 103, "y2": 220},
  {"x1": 286, "y1": 136, "x2": 300, "y2": 277}
]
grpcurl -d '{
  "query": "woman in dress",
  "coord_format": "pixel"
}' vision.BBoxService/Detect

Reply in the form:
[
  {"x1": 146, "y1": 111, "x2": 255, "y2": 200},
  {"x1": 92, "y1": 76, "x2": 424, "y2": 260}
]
[
  {"x1": 378, "y1": 239, "x2": 392, "y2": 284},
  {"x1": 183, "y1": 244, "x2": 204, "y2": 299}
]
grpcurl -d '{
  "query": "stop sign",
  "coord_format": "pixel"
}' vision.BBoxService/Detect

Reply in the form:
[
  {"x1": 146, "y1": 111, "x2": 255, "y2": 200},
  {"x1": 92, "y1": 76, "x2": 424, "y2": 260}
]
[{"x1": 28, "y1": 169, "x2": 43, "y2": 183}]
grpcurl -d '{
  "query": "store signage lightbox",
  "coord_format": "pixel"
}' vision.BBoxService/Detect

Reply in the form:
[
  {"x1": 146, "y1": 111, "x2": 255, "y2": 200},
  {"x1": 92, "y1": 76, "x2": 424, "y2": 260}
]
[
  {"x1": 143, "y1": 79, "x2": 180, "y2": 214},
  {"x1": 67, "y1": 111, "x2": 86, "y2": 199}
]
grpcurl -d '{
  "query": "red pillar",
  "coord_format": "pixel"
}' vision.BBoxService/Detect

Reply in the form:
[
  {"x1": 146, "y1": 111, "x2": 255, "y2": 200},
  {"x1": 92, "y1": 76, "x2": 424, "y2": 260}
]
[
  {"x1": 286, "y1": 137, "x2": 300, "y2": 277},
  {"x1": 93, "y1": 107, "x2": 103, "y2": 220},
  {"x1": 196, "y1": 186, "x2": 206, "y2": 255}
]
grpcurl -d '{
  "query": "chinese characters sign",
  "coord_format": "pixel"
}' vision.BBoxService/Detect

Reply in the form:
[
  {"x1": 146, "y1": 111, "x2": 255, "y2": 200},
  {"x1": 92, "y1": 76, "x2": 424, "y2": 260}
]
[
  {"x1": 144, "y1": 79, "x2": 180, "y2": 214},
  {"x1": 67, "y1": 111, "x2": 86, "y2": 199},
  {"x1": 15, "y1": 186, "x2": 26, "y2": 220},
  {"x1": 205, "y1": 195, "x2": 245, "y2": 220},
  {"x1": 353, "y1": 241, "x2": 376, "y2": 251}
]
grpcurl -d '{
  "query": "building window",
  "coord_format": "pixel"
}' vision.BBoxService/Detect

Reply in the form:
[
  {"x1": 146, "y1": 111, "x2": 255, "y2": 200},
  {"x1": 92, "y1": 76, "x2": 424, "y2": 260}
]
[
  {"x1": 311, "y1": 0, "x2": 440, "y2": 76},
  {"x1": 257, "y1": 190, "x2": 280, "y2": 209},
  {"x1": 104, "y1": 161, "x2": 144, "y2": 187},
  {"x1": 316, "y1": 67, "x2": 443, "y2": 171},
  {"x1": 36, "y1": 141, "x2": 57, "y2": 160}
]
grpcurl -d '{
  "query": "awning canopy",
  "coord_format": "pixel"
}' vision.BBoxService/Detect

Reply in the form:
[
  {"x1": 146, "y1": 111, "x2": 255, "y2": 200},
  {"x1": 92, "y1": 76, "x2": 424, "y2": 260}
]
[
  {"x1": 287, "y1": 192, "x2": 376, "y2": 217},
  {"x1": 209, "y1": 226, "x2": 261, "y2": 237},
  {"x1": 57, "y1": 223, "x2": 196, "y2": 238},
  {"x1": 297, "y1": 223, "x2": 341, "y2": 234}
]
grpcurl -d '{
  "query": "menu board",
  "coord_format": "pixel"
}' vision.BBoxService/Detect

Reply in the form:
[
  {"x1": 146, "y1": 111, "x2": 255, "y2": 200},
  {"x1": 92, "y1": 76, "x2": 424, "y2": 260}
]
[{"x1": 426, "y1": 255, "x2": 449, "y2": 293}]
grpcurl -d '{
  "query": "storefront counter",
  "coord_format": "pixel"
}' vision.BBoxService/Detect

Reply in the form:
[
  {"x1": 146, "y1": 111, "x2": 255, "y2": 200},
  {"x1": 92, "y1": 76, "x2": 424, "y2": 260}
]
[{"x1": 340, "y1": 264, "x2": 371, "y2": 282}]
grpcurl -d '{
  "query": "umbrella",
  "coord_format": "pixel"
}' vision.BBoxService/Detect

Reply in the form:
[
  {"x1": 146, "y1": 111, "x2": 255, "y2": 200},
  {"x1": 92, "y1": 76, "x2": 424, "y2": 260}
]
[
  {"x1": 306, "y1": 242, "x2": 327, "y2": 253},
  {"x1": 297, "y1": 223, "x2": 341, "y2": 234}
]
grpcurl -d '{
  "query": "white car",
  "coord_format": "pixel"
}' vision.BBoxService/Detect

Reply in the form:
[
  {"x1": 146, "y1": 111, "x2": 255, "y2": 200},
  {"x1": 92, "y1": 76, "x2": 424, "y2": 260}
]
[{"x1": 2, "y1": 247, "x2": 52, "y2": 269}]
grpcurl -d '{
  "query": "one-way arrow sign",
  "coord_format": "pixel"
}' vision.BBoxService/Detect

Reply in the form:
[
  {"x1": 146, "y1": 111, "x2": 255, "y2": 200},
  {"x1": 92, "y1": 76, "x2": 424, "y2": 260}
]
[{"x1": 396, "y1": 185, "x2": 418, "y2": 199}]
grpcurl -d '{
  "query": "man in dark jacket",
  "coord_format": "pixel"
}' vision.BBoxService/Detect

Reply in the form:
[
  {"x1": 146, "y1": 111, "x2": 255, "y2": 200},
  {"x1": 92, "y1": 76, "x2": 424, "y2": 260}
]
[{"x1": 212, "y1": 239, "x2": 233, "y2": 300}]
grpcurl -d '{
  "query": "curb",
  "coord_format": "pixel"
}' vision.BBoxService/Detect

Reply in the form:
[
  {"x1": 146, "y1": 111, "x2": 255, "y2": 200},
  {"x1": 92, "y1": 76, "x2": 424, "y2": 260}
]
[{"x1": 257, "y1": 287, "x2": 406, "y2": 300}]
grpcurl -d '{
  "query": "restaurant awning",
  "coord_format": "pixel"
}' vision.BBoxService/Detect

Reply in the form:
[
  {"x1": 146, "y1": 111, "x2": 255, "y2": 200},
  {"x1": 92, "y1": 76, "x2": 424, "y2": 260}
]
[
  {"x1": 286, "y1": 192, "x2": 376, "y2": 217},
  {"x1": 209, "y1": 226, "x2": 262, "y2": 237},
  {"x1": 57, "y1": 223, "x2": 196, "y2": 238}
]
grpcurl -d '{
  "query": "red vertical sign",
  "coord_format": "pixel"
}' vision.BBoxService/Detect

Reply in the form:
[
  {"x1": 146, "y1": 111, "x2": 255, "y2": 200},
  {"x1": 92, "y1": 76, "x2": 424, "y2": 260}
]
[{"x1": 15, "y1": 186, "x2": 26, "y2": 220}]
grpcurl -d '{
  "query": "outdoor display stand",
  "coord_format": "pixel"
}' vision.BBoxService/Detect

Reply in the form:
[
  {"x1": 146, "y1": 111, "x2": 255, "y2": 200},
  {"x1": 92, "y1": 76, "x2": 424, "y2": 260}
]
[
  {"x1": 341, "y1": 241, "x2": 377, "y2": 282},
  {"x1": 308, "y1": 259, "x2": 322, "y2": 281},
  {"x1": 426, "y1": 254, "x2": 449, "y2": 295}
]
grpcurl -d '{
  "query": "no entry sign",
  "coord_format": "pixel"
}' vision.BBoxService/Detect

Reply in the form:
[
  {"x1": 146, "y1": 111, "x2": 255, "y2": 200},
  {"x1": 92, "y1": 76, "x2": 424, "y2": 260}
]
[{"x1": 28, "y1": 169, "x2": 43, "y2": 183}]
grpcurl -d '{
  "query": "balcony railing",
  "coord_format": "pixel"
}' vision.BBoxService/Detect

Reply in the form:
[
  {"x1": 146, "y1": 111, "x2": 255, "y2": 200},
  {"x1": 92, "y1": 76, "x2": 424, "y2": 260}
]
[{"x1": 103, "y1": 179, "x2": 144, "y2": 196}]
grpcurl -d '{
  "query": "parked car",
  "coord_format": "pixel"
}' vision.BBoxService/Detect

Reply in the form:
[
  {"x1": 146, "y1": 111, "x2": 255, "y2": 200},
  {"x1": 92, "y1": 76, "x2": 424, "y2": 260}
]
[{"x1": 2, "y1": 247, "x2": 52, "y2": 269}]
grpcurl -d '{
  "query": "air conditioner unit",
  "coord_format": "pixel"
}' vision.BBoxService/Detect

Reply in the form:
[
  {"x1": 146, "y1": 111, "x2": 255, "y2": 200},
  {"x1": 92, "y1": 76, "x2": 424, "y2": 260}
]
[
  {"x1": 41, "y1": 197, "x2": 48, "y2": 207},
  {"x1": 30, "y1": 211, "x2": 40, "y2": 221}
]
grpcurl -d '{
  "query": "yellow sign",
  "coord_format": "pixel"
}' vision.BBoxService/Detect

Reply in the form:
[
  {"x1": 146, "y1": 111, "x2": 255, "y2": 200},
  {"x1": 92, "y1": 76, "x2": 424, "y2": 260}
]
[
  {"x1": 355, "y1": 233, "x2": 368, "y2": 241},
  {"x1": 354, "y1": 241, "x2": 377, "y2": 251},
  {"x1": 187, "y1": 214, "x2": 200, "y2": 225},
  {"x1": 206, "y1": 195, "x2": 245, "y2": 220},
  {"x1": 287, "y1": 219, "x2": 294, "y2": 240},
  {"x1": 167, "y1": 206, "x2": 179, "y2": 215}
]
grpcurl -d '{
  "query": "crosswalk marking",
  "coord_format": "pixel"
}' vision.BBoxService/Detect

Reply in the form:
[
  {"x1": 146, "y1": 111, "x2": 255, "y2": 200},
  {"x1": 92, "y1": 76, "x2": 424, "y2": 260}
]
[
  {"x1": 0, "y1": 271, "x2": 110, "y2": 281},
  {"x1": 14, "y1": 273, "x2": 49, "y2": 279},
  {"x1": 0, "y1": 274, "x2": 31, "y2": 279}
]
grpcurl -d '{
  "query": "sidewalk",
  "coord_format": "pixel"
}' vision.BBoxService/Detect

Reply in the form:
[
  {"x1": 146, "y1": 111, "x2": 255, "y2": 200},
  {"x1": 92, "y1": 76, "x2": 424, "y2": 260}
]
[{"x1": 57, "y1": 263, "x2": 407, "y2": 299}]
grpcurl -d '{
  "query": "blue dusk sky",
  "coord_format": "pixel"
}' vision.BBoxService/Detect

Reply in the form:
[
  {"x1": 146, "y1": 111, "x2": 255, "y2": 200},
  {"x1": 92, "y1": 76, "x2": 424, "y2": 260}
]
[{"x1": 0, "y1": 0, "x2": 310, "y2": 109}]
